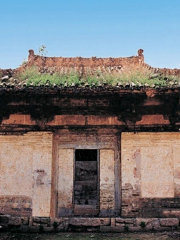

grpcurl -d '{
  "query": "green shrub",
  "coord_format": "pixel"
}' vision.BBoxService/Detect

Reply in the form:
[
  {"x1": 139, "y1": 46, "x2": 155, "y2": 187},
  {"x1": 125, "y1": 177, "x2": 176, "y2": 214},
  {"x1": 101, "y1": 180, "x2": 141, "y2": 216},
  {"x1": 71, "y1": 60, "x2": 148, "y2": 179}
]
[
  {"x1": 140, "y1": 221, "x2": 146, "y2": 228},
  {"x1": 124, "y1": 225, "x2": 129, "y2": 232},
  {"x1": 53, "y1": 221, "x2": 58, "y2": 230}
]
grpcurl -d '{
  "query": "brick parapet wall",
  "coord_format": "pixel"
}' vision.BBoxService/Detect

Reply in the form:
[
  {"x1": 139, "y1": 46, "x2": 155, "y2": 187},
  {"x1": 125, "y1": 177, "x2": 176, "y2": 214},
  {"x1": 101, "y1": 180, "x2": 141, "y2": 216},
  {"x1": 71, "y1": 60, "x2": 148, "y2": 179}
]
[
  {"x1": 19, "y1": 49, "x2": 180, "y2": 77},
  {"x1": 1, "y1": 49, "x2": 180, "y2": 78},
  {"x1": 27, "y1": 49, "x2": 144, "y2": 69}
]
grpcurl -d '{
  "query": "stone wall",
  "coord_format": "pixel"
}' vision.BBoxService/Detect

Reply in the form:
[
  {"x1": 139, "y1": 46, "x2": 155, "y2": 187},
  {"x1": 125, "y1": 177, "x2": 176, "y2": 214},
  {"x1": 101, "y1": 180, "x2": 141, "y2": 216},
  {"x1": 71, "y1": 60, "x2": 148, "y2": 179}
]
[
  {"x1": 0, "y1": 215, "x2": 180, "y2": 233},
  {"x1": 0, "y1": 132, "x2": 53, "y2": 217},
  {"x1": 121, "y1": 132, "x2": 180, "y2": 218}
]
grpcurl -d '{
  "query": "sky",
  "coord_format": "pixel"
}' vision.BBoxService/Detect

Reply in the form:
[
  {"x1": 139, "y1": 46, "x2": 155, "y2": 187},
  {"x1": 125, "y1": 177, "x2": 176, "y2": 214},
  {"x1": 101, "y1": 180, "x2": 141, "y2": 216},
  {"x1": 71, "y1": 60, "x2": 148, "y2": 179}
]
[{"x1": 0, "y1": 0, "x2": 180, "y2": 69}]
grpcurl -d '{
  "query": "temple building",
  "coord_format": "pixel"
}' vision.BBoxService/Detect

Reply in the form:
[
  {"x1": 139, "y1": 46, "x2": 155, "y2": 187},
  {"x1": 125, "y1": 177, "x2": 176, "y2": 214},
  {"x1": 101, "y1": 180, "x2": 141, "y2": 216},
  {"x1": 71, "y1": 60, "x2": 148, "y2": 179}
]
[{"x1": 0, "y1": 49, "x2": 180, "y2": 231}]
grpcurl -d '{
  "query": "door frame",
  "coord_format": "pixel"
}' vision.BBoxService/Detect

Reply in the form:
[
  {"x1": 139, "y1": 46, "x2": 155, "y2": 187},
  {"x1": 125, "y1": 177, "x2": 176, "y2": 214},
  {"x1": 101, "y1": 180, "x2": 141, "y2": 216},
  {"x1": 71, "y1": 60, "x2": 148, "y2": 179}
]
[{"x1": 73, "y1": 148, "x2": 100, "y2": 216}]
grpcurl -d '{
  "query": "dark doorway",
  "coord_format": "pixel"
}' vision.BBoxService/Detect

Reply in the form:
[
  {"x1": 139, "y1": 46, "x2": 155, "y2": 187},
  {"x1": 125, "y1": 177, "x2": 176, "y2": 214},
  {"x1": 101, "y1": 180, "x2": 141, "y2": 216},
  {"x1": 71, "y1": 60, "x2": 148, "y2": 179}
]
[{"x1": 74, "y1": 149, "x2": 99, "y2": 216}]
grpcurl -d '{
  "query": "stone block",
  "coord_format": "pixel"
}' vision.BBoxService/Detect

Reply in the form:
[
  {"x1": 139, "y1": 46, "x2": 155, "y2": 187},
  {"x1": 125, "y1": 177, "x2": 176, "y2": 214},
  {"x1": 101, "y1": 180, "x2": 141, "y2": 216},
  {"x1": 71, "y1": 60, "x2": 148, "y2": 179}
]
[
  {"x1": 0, "y1": 215, "x2": 10, "y2": 224},
  {"x1": 136, "y1": 218, "x2": 158, "y2": 226},
  {"x1": 21, "y1": 217, "x2": 29, "y2": 225},
  {"x1": 115, "y1": 218, "x2": 125, "y2": 223},
  {"x1": 69, "y1": 218, "x2": 102, "y2": 227},
  {"x1": 8, "y1": 217, "x2": 21, "y2": 226},
  {"x1": 125, "y1": 219, "x2": 135, "y2": 224},
  {"x1": 136, "y1": 218, "x2": 161, "y2": 230},
  {"x1": 99, "y1": 218, "x2": 111, "y2": 226},
  {"x1": 33, "y1": 222, "x2": 41, "y2": 226},
  {"x1": 40, "y1": 218, "x2": 50, "y2": 224},
  {"x1": 116, "y1": 218, "x2": 135, "y2": 224},
  {"x1": 116, "y1": 222, "x2": 125, "y2": 227},
  {"x1": 50, "y1": 217, "x2": 69, "y2": 225},
  {"x1": 33, "y1": 217, "x2": 41, "y2": 223},
  {"x1": 160, "y1": 218, "x2": 179, "y2": 227}
]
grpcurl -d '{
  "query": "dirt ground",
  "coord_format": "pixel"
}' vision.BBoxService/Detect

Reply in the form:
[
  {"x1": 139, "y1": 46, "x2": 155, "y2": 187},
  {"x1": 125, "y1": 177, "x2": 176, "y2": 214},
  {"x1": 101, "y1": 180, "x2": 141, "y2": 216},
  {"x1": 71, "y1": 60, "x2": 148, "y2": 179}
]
[{"x1": 0, "y1": 232, "x2": 180, "y2": 240}]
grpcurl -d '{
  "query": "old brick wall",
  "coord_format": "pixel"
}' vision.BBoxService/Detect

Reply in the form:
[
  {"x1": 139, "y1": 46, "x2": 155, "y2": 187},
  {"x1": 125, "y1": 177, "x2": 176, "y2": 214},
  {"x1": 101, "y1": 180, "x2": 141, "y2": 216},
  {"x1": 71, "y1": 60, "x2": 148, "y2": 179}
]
[
  {"x1": 25, "y1": 49, "x2": 144, "y2": 72},
  {"x1": 121, "y1": 132, "x2": 180, "y2": 218},
  {"x1": 14, "y1": 49, "x2": 180, "y2": 77},
  {"x1": 0, "y1": 132, "x2": 53, "y2": 217},
  {"x1": 2, "y1": 48, "x2": 180, "y2": 80}
]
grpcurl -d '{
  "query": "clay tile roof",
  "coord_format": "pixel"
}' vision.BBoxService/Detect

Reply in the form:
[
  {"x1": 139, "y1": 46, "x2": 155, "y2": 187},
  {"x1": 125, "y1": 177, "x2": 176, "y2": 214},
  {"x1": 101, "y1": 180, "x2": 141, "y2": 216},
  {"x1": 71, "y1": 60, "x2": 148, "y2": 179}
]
[{"x1": 0, "y1": 49, "x2": 180, "y2": 91}]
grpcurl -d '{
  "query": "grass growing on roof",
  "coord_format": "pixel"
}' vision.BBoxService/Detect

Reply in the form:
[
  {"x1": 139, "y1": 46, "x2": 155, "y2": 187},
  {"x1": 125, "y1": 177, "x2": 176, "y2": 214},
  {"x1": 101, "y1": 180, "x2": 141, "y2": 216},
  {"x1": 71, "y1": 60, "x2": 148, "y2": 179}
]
[{"x1": 16, "y1": 65, "x2": 180, "y2": 87}]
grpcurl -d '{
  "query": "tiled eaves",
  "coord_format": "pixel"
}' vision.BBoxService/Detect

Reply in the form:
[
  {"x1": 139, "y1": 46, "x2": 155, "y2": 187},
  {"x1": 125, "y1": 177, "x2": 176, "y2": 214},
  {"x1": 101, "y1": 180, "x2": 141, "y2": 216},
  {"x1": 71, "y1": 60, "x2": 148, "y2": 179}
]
[{"x1": 0, "y1": 85, "x2": 179, "y2": 95}]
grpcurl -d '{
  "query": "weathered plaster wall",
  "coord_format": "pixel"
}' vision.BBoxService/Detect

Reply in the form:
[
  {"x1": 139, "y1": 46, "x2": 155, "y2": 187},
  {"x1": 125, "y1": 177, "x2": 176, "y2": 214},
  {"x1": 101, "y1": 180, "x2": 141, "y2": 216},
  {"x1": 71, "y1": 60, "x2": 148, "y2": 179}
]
[
  {"x1": 100, "y1": 150, "x2": 115, "y2": 214},
  {"x1": 58, "y1": 149, "x2": 74, "y2": 216},
  {"x1": 0, "y1": 132, "x2": 53, "y2": 217},
  {"x1": 141, "y1": 146, "x2": 174, "y2": 198},
  {"x1": 121, "y1": 132, "x2": 180, "y2": 218}
]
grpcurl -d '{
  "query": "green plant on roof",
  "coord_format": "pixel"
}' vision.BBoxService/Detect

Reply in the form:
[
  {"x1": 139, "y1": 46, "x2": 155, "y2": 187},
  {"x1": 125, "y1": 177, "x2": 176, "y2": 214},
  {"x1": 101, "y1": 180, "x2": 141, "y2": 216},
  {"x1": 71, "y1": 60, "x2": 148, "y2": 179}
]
[
  {"x1": 38, "y1": 45, "x2": 48, "y2": 56},
  {"x1": 15, "y1": 64, "x2": 180, "y2": 88}
]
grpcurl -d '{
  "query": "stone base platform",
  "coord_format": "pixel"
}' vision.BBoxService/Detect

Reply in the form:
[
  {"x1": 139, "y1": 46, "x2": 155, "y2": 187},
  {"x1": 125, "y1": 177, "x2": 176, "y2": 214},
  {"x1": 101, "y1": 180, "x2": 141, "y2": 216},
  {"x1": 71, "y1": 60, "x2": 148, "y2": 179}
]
[{"x1": 0, "y1": 215, "x2": 180, "y2": 233}]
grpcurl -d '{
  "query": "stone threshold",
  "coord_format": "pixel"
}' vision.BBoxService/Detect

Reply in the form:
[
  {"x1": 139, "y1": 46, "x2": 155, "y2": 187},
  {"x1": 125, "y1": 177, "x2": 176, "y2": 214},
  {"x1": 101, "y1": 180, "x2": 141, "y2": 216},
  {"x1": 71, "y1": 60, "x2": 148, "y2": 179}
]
[{"x1": 0, "y1": 215, "x2": 180, "y2": 233}]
